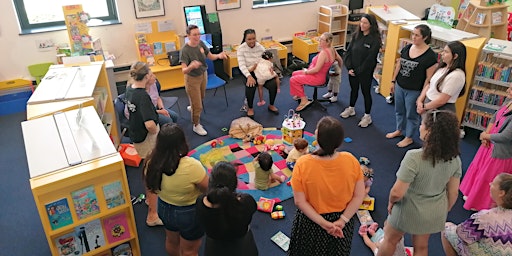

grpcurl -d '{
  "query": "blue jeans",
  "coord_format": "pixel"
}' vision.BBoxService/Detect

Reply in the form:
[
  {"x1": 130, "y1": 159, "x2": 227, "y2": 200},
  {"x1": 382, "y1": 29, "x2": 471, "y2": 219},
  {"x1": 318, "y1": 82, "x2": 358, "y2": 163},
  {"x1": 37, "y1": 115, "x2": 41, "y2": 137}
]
[
  {"x1": 157, "y1": 109, "x2": 179, "y2": 126},
  {"x1": 394, "y1": 84, "x2": 421, "y2": 138},
  {"x1": 158, "y1": 198, "x2": 204, "y2": 240}
]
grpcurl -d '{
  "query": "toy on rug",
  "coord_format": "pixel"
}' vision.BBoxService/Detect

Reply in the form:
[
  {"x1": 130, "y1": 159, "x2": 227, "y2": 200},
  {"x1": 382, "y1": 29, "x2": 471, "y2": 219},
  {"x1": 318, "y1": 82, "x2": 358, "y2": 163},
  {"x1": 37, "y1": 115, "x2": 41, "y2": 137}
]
[
  {"x1": 271, "y1": 231, "x2": 290, "y2": 251},
  {"x1": 210, "y1": 139, "x2": 224, "y2": 148},
  {"x1": 254, "y1": 152, "x2": 286, "y2": 190},
  {"x1": 271, "y1": 211, "x2": 286, "y2": 219},
  {"x1": 253, "y1": 135, "x2": 266, "y2": 145},
  {"x1": 286, "y1": 138, "x2": 309, "y2": 171},
  {"x1": 359, "y1": 164, "x2": 375, "y2": 211},
  {"x1": 228, "y1": 117, "x2": 263, "y2": 142},
  {"x1": 282, "y1": 110, "x2": 306, "y2": 145},
  {"x1": 359, "y1": 156, "x2": 370, "y2": 166},
  {"x1": 257, "y1": 197, "x2": 276, "y2": 213},
  {"x1": 359, "y1": 221, "x2": 409, "y2": 256}
]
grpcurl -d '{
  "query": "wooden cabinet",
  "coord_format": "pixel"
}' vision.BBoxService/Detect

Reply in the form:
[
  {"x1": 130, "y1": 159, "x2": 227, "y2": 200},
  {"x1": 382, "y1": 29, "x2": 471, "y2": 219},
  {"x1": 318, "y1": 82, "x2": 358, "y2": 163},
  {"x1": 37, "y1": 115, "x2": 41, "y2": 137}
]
[
  {"x1": 456, "y1": 0, "x2": 508, "y2": 40},
  {"x1": 463, "y1": 38, "x2": 512, "y2": 130},
  {"x1": 292, "y1": 35, "x2": 319, "y2": 63},
  {"x1": 26, "y1": 61, "x2": 119, "y2": 146},
  {"x1": 22, "y1": 106, "x2": 140, "y2": 256},
  {"x1": 318, "y1": 5, "x2": 348, "y2": 50},
  {"x1": 379, "y1": 21, "x2": 486, "y2": 123}
]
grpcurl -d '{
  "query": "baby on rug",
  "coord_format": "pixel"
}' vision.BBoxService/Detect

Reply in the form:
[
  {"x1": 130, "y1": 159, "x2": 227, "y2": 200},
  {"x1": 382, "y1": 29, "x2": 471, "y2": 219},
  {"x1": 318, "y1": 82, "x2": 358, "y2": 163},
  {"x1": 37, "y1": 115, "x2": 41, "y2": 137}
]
[{"x1": 254, "y1": 151, "x2": 285, "y2": 190}]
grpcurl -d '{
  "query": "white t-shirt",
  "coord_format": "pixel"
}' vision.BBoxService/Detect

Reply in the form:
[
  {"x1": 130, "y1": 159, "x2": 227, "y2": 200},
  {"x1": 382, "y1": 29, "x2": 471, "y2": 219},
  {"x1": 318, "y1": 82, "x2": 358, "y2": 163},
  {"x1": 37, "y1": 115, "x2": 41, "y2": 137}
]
[{"x1": 426, "y1": 67, "x2": 465, "y2": 103}]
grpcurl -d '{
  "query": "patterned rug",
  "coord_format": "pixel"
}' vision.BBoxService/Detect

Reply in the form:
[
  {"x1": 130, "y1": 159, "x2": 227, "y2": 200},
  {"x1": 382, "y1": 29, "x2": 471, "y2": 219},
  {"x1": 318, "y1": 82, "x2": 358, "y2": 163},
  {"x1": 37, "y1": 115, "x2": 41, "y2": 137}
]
[{"x1": 188, "y1": 128, "x2": 316, "y2": 201}]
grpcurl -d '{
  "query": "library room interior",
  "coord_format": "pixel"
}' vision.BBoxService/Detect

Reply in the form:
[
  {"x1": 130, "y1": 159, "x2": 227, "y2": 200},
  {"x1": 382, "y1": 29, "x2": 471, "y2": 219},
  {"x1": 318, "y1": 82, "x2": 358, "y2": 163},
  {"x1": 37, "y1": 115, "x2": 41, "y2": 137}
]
[{"x1": 1, "y1": 0, "x2": 512, "y2": 255}]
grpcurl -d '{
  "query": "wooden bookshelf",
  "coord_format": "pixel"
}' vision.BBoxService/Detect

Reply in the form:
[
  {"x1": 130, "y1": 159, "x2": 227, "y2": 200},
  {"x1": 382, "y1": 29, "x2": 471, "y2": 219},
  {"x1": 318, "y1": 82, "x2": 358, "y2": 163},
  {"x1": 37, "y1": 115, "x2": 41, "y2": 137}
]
[{"x1": 456, "y1": 0, "x2": 508, "y2": 40}]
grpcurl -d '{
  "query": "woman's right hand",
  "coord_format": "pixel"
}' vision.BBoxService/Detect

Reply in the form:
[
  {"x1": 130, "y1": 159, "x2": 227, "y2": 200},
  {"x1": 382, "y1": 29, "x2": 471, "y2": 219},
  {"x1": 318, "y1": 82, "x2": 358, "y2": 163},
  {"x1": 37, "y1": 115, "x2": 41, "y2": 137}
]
[
  {"x1": 390, "y1": 83, "x2": 395, "y2": 94},
  {"x1": 190, "y1": 60, "x2": 202, "y2": 69},
  {"x1": 246, "y1": 76, "x2": 256, "y2": 87},
  {"x1": 321, "y1": 220, "x2": 343, "y2": 238}
]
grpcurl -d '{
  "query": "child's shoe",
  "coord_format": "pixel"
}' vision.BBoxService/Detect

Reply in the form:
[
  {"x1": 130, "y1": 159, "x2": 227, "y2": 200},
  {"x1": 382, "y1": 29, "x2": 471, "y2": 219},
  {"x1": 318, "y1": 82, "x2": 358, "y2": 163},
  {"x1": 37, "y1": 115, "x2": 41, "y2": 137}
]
[
  {"x1": 322, "y1": 92, "x2": 333, "y2": 99},
  {"x1": 257, "y1": 100, "x2": 266, "y2": 106},
  {"x1": 358, "y1": 225, "x2": 368, "y2": 236}
]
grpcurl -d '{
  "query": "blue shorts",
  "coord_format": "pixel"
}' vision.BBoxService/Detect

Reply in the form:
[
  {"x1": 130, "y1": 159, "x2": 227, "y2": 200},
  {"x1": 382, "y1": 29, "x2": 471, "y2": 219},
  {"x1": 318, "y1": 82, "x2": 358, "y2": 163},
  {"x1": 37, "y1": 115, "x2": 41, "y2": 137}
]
[{"x1": 158, "y1": 198, "x2": 204, "y2": 240}]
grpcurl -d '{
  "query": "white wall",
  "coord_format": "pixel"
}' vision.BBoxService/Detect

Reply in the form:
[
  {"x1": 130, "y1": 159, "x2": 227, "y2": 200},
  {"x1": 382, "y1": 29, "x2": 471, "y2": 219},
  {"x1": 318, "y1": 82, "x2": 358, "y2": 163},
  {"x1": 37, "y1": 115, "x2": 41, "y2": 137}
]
[{"x1": 0, "y1": 0, "x2": 440, "y2": 81}]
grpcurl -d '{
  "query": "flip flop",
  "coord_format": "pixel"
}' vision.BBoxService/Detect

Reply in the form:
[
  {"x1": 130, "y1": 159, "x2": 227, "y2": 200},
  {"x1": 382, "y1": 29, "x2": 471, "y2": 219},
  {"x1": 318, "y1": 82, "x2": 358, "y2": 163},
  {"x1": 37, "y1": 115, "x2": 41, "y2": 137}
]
[{"x1": 295, "y1": 101, "x2": 312, "y2": 112}]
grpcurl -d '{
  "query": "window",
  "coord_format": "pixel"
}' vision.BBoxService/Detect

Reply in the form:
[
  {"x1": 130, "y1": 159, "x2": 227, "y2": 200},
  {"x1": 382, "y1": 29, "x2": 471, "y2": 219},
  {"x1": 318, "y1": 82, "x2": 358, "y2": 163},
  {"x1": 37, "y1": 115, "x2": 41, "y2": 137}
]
[
  {"x1": 13, "y1": 0, "x2": 120, "y2": 34},
  {"x1": 253, "y1": 0, "x2": 316, "y2": 9}
]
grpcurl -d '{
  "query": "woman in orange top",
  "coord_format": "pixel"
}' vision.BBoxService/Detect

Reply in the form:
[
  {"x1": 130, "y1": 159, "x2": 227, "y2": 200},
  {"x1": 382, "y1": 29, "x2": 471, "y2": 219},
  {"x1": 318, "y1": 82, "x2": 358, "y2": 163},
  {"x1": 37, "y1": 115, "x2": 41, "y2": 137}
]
[{"x1": 290, "y1": 116, "x2": 366, "y2": 256}]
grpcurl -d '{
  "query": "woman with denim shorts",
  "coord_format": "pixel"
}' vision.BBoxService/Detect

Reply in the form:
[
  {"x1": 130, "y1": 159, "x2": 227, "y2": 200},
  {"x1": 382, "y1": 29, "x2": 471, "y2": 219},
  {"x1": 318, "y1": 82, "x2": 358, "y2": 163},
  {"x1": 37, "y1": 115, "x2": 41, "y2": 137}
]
[{"x1": 145, "y1": 123, "x2": 209, "y2": 255}]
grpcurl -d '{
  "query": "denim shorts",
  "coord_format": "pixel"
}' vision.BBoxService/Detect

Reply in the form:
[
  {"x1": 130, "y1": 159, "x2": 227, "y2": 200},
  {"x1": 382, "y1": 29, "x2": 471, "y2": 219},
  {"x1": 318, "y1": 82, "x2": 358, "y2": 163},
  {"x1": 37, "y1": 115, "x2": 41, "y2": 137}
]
[{"x1": 158, "y1": 198, "x2": 204, "y2": 240}]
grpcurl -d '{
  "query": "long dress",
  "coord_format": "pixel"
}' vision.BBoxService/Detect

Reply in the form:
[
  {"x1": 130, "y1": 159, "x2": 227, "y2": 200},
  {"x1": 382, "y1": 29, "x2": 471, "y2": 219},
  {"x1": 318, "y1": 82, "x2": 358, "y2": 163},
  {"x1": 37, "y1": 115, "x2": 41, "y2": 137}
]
[{"x1": 460, "y1": 105, "x2": 512, "y2": 211}]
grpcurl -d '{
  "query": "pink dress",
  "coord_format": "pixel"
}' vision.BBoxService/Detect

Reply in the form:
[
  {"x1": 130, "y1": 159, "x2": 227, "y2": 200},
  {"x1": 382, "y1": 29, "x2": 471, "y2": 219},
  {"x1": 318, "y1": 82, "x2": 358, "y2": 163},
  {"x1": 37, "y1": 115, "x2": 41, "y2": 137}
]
[
  {"x1": 460, "y1": 105, "x2": 512, "y2": 210},
  {"x1": 289, "y1": 49, "x2": 334, "y2": 97}
]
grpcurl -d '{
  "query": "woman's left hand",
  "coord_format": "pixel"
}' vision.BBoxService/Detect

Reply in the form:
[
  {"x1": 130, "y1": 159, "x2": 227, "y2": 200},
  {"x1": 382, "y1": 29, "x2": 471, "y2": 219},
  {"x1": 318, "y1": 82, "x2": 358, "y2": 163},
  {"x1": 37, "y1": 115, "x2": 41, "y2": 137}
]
[
  {"x1": 217, "y1": 52, "x2": 227, "y2": 60},
  {"x1": 348, "y1": 69, "x2": 355, "y2": 76},
  {"x1": 321, "y1": 220, "x2": 344, "y2": 238},
  {"x1": 387, "y1": 201, "x2": 395, "y2": 215}
]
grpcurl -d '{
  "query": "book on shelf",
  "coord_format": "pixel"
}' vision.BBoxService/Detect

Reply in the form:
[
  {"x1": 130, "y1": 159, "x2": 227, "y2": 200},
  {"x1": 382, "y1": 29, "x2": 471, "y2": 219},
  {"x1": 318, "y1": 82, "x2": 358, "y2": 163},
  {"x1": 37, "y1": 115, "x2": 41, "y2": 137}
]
[
  {"x1": 103, "y1": 180, "x2": 126, "y2": 209},
  {"x1": 261, "y1": 36, "x2": 273, "y2": 42},
  {"x1": 491, "y1": 11, "x2": 503, "y2": 24},
  {"x1": 294, "y1": 31, "x2": 306, "y2": 37},
  {"x1": 45, "y1": 198, "x2": 73, "y2": 230},
  {"x1": 135, "y1": 33, "x2": 147, "y2": 44},
  {"x1": 138, "y1": 43, "x2": 153, "y2": 58},
  {"x1": 153, "y1": 42, "x2": 163, "y2": 55},
  {"x1": 475, "y1": 13, "x2": 486, "y2": 25},
  {"x1": 75, "y1": 219, "x2": 106, "y2": 253},
  {"x1": 71, "y1": 185, "x2": 100, "y2": 220},
  {"x1": 164, "y1": 41, "x2": 176, "y2": 52},
  {"x1": 102, "y1": 212, "x2": 131, "y2": 244},
  {"x1": 54, "y1": 231, "x2": 83, "y2": 256},
  {"x1": 111, "y1": 242, "x2": 132, "y2": 256}
]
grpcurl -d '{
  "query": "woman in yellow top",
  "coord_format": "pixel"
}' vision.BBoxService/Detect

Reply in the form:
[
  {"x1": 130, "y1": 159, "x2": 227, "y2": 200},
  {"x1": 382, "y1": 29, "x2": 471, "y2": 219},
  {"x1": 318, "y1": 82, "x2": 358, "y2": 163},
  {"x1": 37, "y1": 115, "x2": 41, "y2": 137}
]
[
  {"x1": 290, "y1": 116, "x2": 366, "y2": 256},
  {"x1": 145, "y1": 123, "x2": 209, "y2": 256}
]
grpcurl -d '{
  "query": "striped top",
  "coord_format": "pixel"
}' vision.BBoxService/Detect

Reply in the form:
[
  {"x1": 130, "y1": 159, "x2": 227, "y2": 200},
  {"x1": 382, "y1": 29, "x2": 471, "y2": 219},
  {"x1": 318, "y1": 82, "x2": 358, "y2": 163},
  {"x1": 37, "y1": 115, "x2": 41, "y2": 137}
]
[{"x1": 237, "y1": 42, "x2": 265, "y2": 78}]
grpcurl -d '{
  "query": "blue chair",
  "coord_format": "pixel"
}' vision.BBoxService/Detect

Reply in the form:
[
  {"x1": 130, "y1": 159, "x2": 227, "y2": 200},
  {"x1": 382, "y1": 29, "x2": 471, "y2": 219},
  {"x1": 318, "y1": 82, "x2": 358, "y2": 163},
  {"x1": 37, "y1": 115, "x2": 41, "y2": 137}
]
[
  {"x1": 114, "y1": 93, "x2": 130, "y2": 139},
  {"x1": 155, "y1": 79, "x2": 181, "y2": 115},
  {"x1": 205, "y1": 58, "x2": 228, "y2": 107}
]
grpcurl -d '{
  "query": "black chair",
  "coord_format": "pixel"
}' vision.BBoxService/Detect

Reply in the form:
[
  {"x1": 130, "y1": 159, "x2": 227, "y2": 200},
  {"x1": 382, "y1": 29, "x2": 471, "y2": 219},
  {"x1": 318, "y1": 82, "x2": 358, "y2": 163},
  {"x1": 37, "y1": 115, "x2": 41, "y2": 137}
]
[
  {"x1": 303, "y1": 71, "x2": 338, "y2": 111},
  {"x1": 114, "y1": 93, "x2": 130, "y2": 138}
]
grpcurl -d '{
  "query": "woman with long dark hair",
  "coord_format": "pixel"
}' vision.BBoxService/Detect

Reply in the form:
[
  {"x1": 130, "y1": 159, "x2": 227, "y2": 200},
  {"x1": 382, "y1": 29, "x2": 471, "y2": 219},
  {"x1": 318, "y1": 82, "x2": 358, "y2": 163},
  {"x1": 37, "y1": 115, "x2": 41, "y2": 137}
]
[
  {"x1": 145, "y1": 123, "x2": 209, "y2": 256},
  {"x1": 196, "y1": 161, "x2": 258, "y2": 256},
  {"x1": 289, "y1": 116, "x2": 365, "y2": 255}
]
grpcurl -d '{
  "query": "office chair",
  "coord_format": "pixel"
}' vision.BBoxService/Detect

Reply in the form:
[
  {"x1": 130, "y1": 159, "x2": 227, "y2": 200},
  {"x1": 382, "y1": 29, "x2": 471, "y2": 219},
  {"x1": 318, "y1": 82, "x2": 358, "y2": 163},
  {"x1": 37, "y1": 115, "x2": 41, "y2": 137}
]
[{"x1": 303, "y1": 70, "x2": 338, "y2": 111}]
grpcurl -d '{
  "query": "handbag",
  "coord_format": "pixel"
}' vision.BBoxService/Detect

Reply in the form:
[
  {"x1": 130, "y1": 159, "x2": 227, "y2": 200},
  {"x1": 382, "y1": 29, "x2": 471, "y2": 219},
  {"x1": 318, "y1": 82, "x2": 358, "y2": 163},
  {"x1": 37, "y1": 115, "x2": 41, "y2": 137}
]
[{"x1": 229, "y1": 117, "x2": 263, "y2": 142}]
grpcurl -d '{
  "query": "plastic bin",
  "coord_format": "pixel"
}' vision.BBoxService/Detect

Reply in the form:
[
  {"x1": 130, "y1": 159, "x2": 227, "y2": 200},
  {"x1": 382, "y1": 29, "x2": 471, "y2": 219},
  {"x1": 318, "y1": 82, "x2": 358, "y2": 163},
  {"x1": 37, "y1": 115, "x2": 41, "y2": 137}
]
[{"x1": 0, "y1": 90, "x2": 32, "y2": 116}]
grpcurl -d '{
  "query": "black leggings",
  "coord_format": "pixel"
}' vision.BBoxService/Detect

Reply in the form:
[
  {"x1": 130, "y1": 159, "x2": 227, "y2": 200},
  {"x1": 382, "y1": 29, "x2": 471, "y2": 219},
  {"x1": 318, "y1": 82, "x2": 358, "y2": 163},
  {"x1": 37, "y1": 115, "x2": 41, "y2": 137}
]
[
  {"x1": 348, "y1": 72, "x2": 373, "y2": 114},
  {"x1": 244, "y1": 71, "x2": 278, "y2": 109}
]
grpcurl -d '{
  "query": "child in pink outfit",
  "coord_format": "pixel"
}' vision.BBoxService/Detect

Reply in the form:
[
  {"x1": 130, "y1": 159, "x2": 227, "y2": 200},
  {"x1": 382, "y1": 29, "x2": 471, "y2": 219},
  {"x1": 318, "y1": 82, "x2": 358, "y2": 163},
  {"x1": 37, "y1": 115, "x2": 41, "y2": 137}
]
[{"x1": 254, "y1": 51, "x2": 279, "y2": 107}]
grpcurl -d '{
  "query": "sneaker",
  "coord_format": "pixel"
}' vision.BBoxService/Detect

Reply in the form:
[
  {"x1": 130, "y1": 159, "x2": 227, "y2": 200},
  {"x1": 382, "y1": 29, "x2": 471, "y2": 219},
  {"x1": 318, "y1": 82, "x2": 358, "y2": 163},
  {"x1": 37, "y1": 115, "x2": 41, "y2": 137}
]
[
  {"x1": 358, "y1": 114, "x2": 373, "y2": 128},
  {"x1": 340, "y1": 107, "x2": 355, "y2": 118},
  {"x1": 322, "y1": 92, "x2": 333, "y2": 99},
  {"x1": 193, "y1": 124, "x2": 207, "y2": 136},
  {"x1": 187, "y1": 106, "x2": 191, "y2": 112},
  {"x1": 329, "y1": 96, "x2": 338, "y2": 103}
]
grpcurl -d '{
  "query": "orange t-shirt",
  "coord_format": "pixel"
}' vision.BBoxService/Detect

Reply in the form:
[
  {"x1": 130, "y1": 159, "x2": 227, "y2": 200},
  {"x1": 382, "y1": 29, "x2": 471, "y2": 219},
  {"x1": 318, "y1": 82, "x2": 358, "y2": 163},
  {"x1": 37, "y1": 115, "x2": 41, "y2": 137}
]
[{"x1": 291, "y1": 152, "x2": 363, "y2": 214}]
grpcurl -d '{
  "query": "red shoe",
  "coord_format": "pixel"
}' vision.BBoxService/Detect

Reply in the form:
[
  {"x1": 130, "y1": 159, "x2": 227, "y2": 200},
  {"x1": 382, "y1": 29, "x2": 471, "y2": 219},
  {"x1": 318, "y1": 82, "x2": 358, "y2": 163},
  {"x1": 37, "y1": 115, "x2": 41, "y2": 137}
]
[{"x1": 358, "y1": 225, "x2": 368, "y2": 236}]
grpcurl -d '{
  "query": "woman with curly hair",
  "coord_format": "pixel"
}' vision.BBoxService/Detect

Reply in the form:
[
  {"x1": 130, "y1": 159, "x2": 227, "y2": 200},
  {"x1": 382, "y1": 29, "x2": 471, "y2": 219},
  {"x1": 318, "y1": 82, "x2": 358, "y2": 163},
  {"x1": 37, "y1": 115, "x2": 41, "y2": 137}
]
[{"x1": 377, "y1": 110, "x2": 462, "y2": 256}]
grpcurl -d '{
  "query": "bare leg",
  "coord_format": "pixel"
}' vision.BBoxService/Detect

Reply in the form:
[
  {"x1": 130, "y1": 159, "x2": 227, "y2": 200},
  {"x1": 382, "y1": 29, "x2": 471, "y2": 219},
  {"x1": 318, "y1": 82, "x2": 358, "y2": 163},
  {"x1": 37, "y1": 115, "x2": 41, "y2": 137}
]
[
  {"x1": 362, "y1": 234, "x2": 378, "y2": 253},
  {"x1": 257, "y1": 84, "x2": 266, "y2": 106},
  {"x1": 179, "y1": 236, "x2": 202, "y2": 256},
  {"x1": 146, "y1": 189, "x2": 160, "y2": 222},
  {"x1": 377, "y1": 223, "x2": 405, "y2": 256},
  {"x1": 397, "y1": 137, "x2": 413, "y2": 148},
  {"x1": 411, "y1": 234, "x2": 431, "y2": 256},
  {"x1": 385, "y1": 130, "x2": 402, "y2": 139},
  {"x1": 441, "y1": 230, "x2": 458, "y2": 256},
  {"x1": 165, "y1": 229, "x2": 180, "y2": 256}
]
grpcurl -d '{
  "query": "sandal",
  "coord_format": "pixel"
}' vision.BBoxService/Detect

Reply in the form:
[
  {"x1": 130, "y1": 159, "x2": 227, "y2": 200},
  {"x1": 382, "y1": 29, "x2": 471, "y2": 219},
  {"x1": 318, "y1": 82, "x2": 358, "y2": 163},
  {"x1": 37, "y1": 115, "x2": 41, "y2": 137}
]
[{"x1": 295, "y1": 101, "x2": 312, "y2": 112}]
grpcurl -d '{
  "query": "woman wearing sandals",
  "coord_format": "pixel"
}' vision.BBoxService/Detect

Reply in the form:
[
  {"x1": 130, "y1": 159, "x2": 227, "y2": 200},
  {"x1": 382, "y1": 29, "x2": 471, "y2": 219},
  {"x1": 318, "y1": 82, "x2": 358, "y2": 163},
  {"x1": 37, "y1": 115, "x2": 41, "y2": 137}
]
[
  {"x1": 386, "y1": 24, "x2": 438, "y2": 147},
  {"x1": 289, "y1": 32, "x2": 343, "y2": 112}
]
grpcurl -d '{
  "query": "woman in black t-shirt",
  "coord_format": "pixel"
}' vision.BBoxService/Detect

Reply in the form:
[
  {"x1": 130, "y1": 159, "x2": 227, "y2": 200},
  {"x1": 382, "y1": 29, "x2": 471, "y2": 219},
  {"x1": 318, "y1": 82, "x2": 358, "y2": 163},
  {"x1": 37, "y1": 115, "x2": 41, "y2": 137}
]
[
  {"x1": 196, "y1": 162, "x2": 258, "y2": 256},
  {"x1": 386, "y1": 24, "x2": 438, "y2": 148}
]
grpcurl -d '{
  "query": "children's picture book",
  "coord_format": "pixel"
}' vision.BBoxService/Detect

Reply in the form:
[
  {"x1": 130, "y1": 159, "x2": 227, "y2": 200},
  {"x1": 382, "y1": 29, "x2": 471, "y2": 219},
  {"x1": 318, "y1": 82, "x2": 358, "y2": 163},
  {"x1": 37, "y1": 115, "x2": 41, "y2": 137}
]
[
  {"x1": 357, "y1": 210, "x2": 374, "y2": 225},
  {"x1": 359, "y1": 197, "x2": 375, "y2": 211},
  {"x1": 135, "y1": 33, "x2": 147, "y2": 44},
  {"x1": 153, "y1": 42, "x2": 163, "y2": 55},
  {"x1": 103, "y1": 181, "x2": 125, "y2": 209},
  {"x1": 54, "y1": 231, "x2": 83, "y2": 256},
  {"x1": 102, "y1": 212, "x2": 131, "y2": 244},
  {"x1": 138, "y1": 43, "x2": 153, "y2": 57},
  {"x1": 164, "y1": 41, "x2": 176, "y2": 52},
  {"x1": 111, "y1": 242, "x2": 133, "y2": 256},
  {"x1": 71, "y1": 185, "x2": 100, "y2": 220},
  {"x1": 46, "y1": 198, "x2": 73, "y2": 230},
  {"x1": 271, "y1": 231, "x2": 290, "y2": 251},
  {"x1": 75, "y1": 219, "x2": 105, "y2": 253}
]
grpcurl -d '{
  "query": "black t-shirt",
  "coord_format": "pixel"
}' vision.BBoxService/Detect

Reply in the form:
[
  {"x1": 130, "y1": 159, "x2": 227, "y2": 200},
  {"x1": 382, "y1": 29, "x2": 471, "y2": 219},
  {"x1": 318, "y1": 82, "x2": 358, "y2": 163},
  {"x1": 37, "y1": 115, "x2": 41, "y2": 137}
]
[
  {"x1": 396, "y1": 44, "x2": 438, "y2": 91},
  {"x1": 126, "y1": 87, "x2": 158, "y2": 143},
  {"x1": 344, "y1": 33, "x2": 381, "y2": 75}
]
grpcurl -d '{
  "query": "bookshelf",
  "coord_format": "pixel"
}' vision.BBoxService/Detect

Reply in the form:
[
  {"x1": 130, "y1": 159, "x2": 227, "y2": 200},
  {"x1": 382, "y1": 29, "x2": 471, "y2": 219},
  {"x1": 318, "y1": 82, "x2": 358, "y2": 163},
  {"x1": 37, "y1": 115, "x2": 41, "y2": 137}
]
[
  {"x1": 292, "y1": 33, "x2": 320, "y2": 63},
  {"x1": 26, "y1": 61, "x2": 119, "y2": 146},
  {"x1": 134, "y1": 21, "x2": 184, "y2": 90},
  {"x1": 463, "y1": 38, "x2": 512, "y2": 130},
  {"x1": 318, "y1": 5, "x2": 349, "y2": 50},
  {"x1": 379, "y1": 21, "x2": 486, "y2": 123},
  {"x1": 22, "y1": 106, "x2": 140, "y2": 256},
  {"x1": 456, "y1": 0, "x2": 508, "y2": 40}
]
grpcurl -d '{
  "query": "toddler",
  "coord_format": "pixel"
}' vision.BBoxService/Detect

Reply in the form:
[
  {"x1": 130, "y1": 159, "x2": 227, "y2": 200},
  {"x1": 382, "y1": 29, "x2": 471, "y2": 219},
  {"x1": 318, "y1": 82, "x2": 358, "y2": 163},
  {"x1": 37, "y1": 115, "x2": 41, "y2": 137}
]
[
  {"x1": 361, "y1": 165, "x2": 374, "y2": 196},
  {"x1": 254, "y1": 50, "x2": 280, "y2": 107},
  {"x1": 359, "y1": 222, "x2": 408, "y2": 256},
  {"x1": 286, "y1": 138, "x2": 309, "y2": 170},
  {"x1": 322, "y1": 60, "x2": 342, "y2": 103},
  {"x1": 254, "y1": 152, "x2": 285, "y2": 190}
]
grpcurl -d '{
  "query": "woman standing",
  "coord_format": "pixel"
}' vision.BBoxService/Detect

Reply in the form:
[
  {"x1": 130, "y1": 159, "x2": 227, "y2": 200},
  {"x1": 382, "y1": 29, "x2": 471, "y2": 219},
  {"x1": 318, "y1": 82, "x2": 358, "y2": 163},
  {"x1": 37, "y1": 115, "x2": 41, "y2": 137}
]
[
  {"x1": 289, "y1": 32, "x2": 342, "y2": 112},
  {"x1": 460, "y1": 88, "x2": 512, "y2": 211},
  {"x1": 125, "y1": 61, "x2": 162, "y2": 226},
  {"x1": 196, "y1": 161, "x2": 258, "y2": 256},
  {"x1": 442, "y1": 173, "x2": 512, "y2": 256},
  {"x1": 289, "y1": 116, "x2": 365, "y2": 256},
  {"x1": 340, "y1": 13, "x2": 382, "y2": 128},
  {"x1": 180, "y1": 24, "x2": 227, "y2": 136},
  {"x1": 416, "y1": 41, "x2": 467, "y2": 114},
  {"x1": 145, "y1": 123, "x2": 209, "y2": 256},
  {"x1": 237, "y1": 28, "x2": 280, "y2": 118},
  {"x1": 386, "y1": 24, "x2": 438, "y2": 147},
  {"x1": 377, "y1": 110, "x2": 462, "y2": 256}
]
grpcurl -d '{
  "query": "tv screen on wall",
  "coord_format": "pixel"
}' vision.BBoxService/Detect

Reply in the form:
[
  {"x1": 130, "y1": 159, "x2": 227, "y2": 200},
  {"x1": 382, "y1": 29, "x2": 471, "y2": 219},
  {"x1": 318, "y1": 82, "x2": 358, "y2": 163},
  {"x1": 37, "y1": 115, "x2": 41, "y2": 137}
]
[
  {"x1": 184, "y1": 5, "x2": 208, "y2": 35},
  {"x1": 349, "y1": 0, "x2": 364, "y2": 11}
]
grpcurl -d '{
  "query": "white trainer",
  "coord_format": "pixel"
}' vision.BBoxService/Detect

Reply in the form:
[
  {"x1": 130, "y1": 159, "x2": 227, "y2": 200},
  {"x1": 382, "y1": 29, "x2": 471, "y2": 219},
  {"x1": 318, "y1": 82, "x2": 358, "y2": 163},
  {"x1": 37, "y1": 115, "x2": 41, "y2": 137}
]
[
  {"x1": 340, "y1": 107, "x2": 355, "y2": 118},
  {"x1": 187, "y1": 106, "x2": 191, "y2": 112},
  {"x1": 193, "y1": 124, "x2": 207, "y2": 136},
  {"x1": 322, "y1": 92, "x2": 333, "y2": 99},
  {"x1": 358, "y1": 114, "x2": 373, "y2": 128},
  {"x1": 329, "y1": 96, "x2": 338, "y2": 103}
]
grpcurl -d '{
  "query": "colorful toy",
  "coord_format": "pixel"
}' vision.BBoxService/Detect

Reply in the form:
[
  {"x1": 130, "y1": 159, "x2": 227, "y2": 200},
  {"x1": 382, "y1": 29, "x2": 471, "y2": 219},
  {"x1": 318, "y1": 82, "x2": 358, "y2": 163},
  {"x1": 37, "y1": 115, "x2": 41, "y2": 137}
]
[
  {"x1": 359, "y1": 156, "x2": 370, "y2": 166},
  {"x1": 210, "y1": 139, "x2": 225, "y2": 148},
  {"x1": 271, "y1": 211, "x2": 286, "y2": 219},
  {"x1": 257, "y1": 197, "x2": 276, "y2": 213},
  {"x1": 286, "y1": 181, "x2": 291, "y2": 186},
  {"x1": 282, "y1": 110, "x2": 306, "y2": 145},
  {"x1": 344, "y1": 137, "x2": 353, "y2": 143},
  {"x1": 253, "y1": 135, "x2": 266, "y2": 145},
  {"x1": 275, "y1": 205, "x2": 283, "y2": 211}
]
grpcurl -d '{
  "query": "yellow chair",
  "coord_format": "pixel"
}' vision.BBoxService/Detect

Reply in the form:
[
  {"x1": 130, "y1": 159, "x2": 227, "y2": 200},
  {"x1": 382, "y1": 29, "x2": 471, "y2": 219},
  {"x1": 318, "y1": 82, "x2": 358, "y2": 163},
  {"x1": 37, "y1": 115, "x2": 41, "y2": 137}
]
[{"x1": 27, "y1": 62, "x2": 53, "y2": 90}]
